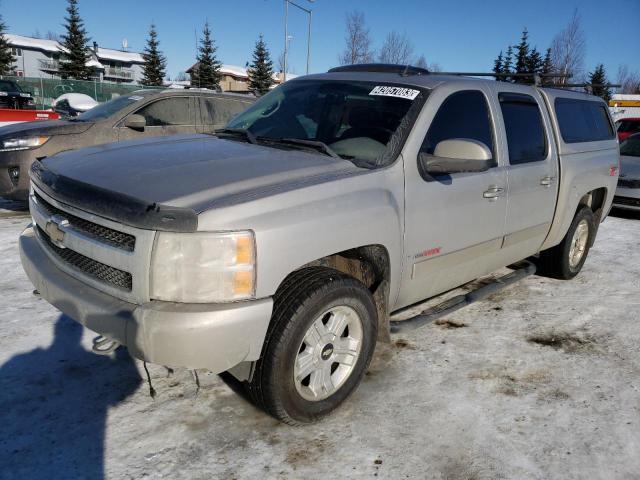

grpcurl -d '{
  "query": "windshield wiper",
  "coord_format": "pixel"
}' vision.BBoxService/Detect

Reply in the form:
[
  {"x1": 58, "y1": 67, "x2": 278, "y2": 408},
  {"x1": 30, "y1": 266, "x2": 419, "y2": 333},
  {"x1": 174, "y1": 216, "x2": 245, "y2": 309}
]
[
  {"x1": 261, "y1": 137, "x2": 341, "y2": 159},
  {"x1": 214, "y1": 128, "x2": 257, "y2": 145}
]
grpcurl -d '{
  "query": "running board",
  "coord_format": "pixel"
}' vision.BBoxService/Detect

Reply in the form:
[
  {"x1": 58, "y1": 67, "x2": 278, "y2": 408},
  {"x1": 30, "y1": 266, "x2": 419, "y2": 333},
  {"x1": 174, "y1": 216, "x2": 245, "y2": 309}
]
[{"x1": 389, "y1": 261, "x2": 537, "y2": 334}]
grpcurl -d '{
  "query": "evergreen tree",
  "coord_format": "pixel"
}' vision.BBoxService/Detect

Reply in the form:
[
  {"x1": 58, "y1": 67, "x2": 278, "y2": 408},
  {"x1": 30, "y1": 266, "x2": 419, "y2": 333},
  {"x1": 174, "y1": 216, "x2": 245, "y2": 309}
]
[
  {"x1": 541, "y1": 48, "x2": 553, "y2": 84},
  {"x1": 58, "y1": 0, "x2": 93, "y2": 80},
  {"x1": 191, "y1": 22, "x2": 221, "y2": 90},
  {"x1": 141, "y1": 24, "x2": 166, "y2": 86},
  {"x1": 503, "y1": 45, "x2": 514, "y2": 82},
  {"x1": 0, "y1": 14, "x2": 15, "y2": 75},
  {"x1": 248, "y1": 34, "x2": 274, "y2": 95},
  {"x1": 588, "y1": 64, "x2": 612, "y2": 102},
  {"x1": 514, "y1": 28, "x2": 530, "y2": 82},
  {"x1": 525, "y1": 47, "x2": 543, "y2": 83},
  {"x1": 493, "y1": 51, "x2": 504, "y2": 81}
]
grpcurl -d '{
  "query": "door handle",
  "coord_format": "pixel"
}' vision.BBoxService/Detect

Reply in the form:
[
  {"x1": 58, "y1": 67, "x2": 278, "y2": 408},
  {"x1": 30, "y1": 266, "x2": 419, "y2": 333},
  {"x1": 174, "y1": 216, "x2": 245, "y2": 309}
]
[
  {"x1": 540, "y1": 176, "x2": 556, "y2": 187},
  {"x1": 483, "y1": 186, "x2": 504, "y2": 200}
]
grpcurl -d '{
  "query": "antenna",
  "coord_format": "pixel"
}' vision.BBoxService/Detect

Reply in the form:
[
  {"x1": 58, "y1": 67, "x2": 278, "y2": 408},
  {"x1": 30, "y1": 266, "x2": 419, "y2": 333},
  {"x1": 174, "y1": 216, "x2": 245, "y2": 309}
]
[{"x1": 121, "y1": 38, "x2": 128, "y2": 51}]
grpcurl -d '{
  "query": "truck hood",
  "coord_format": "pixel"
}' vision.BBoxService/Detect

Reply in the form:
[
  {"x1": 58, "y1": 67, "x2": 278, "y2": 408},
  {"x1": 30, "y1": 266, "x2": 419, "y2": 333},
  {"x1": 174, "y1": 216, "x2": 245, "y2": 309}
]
[
  {"x1": 32, "y1": 134, "x2": 363, "y2": 232},
  {"x1": 0, "y1": 119, "x2": 93, "y2": 138}
]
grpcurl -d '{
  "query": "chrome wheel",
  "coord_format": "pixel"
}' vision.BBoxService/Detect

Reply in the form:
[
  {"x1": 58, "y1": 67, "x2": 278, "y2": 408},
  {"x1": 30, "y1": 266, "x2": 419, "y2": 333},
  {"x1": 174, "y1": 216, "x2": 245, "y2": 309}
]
[
  {"x1": 569, "y1": 219, "x2": 589, "y2": 269},
  {"x1": 294, "y1": 305, "x2": 363, "y2": 401}
]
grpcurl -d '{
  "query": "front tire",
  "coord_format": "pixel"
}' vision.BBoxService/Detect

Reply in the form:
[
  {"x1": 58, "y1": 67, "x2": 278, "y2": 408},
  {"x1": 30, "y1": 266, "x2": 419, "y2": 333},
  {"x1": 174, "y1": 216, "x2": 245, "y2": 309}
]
[
  {"x1": 246, "y1": 267, "x2": 377, "y2": 425},
  {"x1": 538, "y1": 206, "x2": 595, "y2": 279}
]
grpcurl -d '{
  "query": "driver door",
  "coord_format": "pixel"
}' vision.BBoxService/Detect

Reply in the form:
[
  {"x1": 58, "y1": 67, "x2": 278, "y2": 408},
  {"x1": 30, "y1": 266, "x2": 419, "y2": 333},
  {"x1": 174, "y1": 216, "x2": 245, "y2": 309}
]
[
  {"x1": 397, "y1": 86, "x2": 508, "y2": 308},
  {"x1": 117, "y1": 96, "x2": 198, "y2": 141}
]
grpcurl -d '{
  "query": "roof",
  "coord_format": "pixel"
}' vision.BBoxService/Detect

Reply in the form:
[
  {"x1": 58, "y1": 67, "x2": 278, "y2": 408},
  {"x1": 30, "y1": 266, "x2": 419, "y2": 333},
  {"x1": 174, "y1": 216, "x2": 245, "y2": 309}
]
[
  {"x1": 5, "y1": 33, "x2": 143, "y2": 64},
  {"x1": 186, "y1": 62, "x2": 299, "y2": 82},
  {"x1": 5, "y1": 34, "x2": 67, "y2": 53},
  {"x1": 95, "y1": 47, "x2": 144, "y2": 64}
]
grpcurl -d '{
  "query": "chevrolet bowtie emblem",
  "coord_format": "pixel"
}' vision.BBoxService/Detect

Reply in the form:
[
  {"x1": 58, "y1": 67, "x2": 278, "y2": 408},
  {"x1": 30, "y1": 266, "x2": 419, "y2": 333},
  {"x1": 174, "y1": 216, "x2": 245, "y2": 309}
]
[{"x1": 45, "y1": 215, "x2": 69, "y2": 247}]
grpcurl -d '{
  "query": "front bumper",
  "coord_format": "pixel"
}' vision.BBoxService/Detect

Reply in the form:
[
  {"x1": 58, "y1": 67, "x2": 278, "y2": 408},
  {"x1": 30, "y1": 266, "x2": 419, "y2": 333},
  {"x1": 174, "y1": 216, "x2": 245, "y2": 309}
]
[
  {"x1": 613, "y1": 186, "x2": 640, "y2": 211},
  {"x1": 19, "y1": 225, "x2": 273, "y2": 372},
  {"x1": 0, "y1": 150, "x2": 33, "y2": 200}
]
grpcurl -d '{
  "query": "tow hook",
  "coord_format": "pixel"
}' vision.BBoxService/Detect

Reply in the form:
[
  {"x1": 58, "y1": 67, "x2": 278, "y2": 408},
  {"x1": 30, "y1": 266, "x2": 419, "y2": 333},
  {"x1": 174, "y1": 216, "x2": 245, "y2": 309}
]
[{"x1": 92, "y1": 335, "x2": 121, "y2": 355}]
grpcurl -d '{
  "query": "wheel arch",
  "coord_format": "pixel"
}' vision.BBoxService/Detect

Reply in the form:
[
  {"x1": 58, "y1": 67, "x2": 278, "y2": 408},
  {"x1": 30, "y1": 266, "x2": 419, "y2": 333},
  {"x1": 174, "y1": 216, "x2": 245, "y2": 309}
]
[{"x1": 279, "y1": 245, "x2": 392, "y2": 343}]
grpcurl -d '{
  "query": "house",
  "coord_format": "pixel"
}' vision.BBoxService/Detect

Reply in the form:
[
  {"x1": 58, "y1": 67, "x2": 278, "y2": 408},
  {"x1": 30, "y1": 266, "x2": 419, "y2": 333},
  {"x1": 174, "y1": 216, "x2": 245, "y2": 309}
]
[
  {"x1": 186, "y1": 62, "x2": 297, "y2": 92},
  {"x1": 6, "y1": 34, "x2": 145, "y2": 84}
]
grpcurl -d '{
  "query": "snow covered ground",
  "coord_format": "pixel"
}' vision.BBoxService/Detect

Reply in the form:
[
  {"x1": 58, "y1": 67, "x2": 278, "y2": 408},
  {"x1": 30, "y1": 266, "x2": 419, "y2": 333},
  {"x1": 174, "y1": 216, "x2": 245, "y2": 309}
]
[{"x1": 0, "y1": 204, "x2": 639, "y2": 480}]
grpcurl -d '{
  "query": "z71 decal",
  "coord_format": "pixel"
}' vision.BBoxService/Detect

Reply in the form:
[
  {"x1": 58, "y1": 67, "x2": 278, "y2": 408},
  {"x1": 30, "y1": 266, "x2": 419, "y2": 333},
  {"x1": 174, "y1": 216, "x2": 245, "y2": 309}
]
[{"x1": 414, "y1": 247, "x2": 442, "y2": 259}]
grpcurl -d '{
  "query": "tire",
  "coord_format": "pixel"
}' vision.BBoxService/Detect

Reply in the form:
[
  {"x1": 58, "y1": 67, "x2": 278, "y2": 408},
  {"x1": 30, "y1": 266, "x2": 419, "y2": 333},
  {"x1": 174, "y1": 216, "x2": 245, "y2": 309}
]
[
  {"x1": 246, "y1": 267, "x2": 378, "y2": 425},
  {"x1": 538, "y1": 206, "x2": 595, "y2": 279}
]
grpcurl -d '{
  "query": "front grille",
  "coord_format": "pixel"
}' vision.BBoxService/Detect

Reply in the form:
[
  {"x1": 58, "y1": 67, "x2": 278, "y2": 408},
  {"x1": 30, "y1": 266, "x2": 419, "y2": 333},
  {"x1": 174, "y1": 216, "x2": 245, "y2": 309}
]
[
  {"x1": 37, "y1": 225, "x2": 133, "y2": 291},
  {"x1": 613, "y1": 195, "x2": 640, "y2": 207},
  {"x1": 34, "y1": 191, "x2": 136, "y2": 251},
  {"x1": 618, "y1": 178, "x2": 640, "y2": 189}
]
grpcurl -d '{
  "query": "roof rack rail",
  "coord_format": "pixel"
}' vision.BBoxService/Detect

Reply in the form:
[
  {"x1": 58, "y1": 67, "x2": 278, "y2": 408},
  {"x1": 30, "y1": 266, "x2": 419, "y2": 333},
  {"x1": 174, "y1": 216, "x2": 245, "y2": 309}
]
[
  {"x1": 433, "y1": 72, "x2": 573, "y2": 86},
  {"x1": 328, "y1": 63, "x2": 429, "y2": 76}
]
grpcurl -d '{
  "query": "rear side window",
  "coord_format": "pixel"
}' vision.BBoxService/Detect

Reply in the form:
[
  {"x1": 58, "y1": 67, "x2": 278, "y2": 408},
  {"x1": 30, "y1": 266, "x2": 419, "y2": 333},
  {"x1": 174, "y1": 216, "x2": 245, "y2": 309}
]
[
  {"x1": 202, "y1": 97, "x2": 251, "y2": 127},
  {"x1": 499, "y1": 93, "x2": 547, "y2": 165},
  {"x1": 135, "y1": 97, "x2": 192, "y2": 126},
  {"x1": 554, "y1": 98, "x2": 614, "y2": 143},
  {"x1": 421, "y1": 90, "x2": 495, "y2": 160}
]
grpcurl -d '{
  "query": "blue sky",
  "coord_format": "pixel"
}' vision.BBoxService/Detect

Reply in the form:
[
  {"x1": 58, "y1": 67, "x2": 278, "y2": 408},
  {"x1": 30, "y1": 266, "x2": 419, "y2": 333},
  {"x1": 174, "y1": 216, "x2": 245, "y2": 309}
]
[{"x1": 2, "y1": 0, "x2": 639, "y2": 79}]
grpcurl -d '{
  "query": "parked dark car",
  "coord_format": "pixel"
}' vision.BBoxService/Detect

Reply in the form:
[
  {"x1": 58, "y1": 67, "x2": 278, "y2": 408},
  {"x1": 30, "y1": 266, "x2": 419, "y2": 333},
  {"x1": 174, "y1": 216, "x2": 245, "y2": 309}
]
[
  {"x1": 0, "y1": 79, "x2": 36, "y2": 110},
  {"x1": 613, "y1": 132, "x2": 640, "y2": 211},
  {"x1": 52, "y1": 93, "x2": 98, "y2": 118},
  {"x1": 0, "y1": 89, "x2": 254, "y2": 200},
  {"x1": 616, "y1": 118, "x2": 640, "y2": 142}
]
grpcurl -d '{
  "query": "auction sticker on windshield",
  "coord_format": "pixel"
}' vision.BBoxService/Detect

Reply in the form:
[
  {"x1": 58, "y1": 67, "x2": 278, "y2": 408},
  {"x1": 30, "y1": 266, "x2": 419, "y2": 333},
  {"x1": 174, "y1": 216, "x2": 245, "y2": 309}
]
[{"x1": 369, "y1": 86, "x2": 420, "y2": 100}]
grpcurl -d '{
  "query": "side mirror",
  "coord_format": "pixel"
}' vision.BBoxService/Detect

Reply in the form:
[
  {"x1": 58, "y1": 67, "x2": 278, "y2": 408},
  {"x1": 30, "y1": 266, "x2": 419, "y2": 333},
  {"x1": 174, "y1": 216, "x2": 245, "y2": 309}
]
[
  {"x1": 419, "y1": 139, "x2": 493, "y2": 175},
  {"x1": 123, "y1": 114, "x2": 146, "y2": 131}
]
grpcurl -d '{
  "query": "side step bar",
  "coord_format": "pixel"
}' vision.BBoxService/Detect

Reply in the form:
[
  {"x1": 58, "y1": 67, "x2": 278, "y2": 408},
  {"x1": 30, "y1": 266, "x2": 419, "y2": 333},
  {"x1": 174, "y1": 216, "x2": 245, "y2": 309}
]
[{"x1": 389, "y1": 261, "x2": 537, "y2": 334}]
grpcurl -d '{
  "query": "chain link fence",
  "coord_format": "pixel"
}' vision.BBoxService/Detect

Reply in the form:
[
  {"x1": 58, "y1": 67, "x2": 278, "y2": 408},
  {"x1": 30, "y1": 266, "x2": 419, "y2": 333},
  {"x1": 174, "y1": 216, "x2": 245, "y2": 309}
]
[{"x1": 0, "y1": 76, "x2": 162, "y2": 109}]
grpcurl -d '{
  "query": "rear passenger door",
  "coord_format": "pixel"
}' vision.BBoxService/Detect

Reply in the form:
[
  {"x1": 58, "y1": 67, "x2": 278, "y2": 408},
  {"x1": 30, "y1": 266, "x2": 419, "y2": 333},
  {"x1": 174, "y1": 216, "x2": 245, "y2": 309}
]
[
  {"x1": 117, "y1": 96, "x2": 198, "y2": 141},
  {"x1": 198, "y1": 95, "x2": 253, "y2": 133},
  {"x1": 491, "y1": 86, "x2": 558, "y2": 257}
]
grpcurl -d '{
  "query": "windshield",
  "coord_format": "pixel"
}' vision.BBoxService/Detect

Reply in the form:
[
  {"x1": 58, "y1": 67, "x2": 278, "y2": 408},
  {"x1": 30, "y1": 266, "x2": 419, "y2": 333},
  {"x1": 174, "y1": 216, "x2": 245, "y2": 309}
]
[
  {"x1": 617, "y1": 120, "x2": 640, "y2": 133},
  {"x1": 74, "y1": 94, "x2": 147, "y2": 122},
  {"x1": 226, "y1": 80, "x2": 426, "y2": 165},
  {"x1": 620, "y1": 135, "x2": 640, "y2": 157},
  {"x1": 0, "y1": 80, "x2": 21, "y2": 92}
]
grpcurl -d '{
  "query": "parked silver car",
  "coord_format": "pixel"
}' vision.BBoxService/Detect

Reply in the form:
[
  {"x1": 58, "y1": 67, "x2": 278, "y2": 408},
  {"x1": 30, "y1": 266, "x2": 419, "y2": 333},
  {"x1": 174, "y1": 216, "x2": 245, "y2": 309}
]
[
  {"x1": 20, "y1": 65, "x2": 619, "y2": 424},
  {"x1": 613, "y1": 132, "x2": 640, "y2": 211}
]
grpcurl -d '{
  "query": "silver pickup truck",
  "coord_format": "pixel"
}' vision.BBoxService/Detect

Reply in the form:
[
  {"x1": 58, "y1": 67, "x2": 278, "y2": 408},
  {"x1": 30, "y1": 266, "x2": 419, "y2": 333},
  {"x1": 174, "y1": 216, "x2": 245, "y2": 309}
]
[{"x1": 19, "y1": 64, "x2": 619, "y2": 425}]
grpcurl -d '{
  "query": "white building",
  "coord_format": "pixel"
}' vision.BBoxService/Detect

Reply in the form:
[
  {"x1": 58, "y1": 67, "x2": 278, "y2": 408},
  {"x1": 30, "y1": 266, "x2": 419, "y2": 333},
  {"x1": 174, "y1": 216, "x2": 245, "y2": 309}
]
[{"x1": 7, "y1": 34, "x2": 145, "y2": 83}]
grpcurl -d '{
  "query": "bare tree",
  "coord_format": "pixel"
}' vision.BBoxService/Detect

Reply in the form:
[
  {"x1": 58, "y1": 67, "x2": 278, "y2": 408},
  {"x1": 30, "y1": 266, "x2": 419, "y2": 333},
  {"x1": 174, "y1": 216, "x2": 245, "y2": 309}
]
[
  {"x1": 414, "y1": 54, "x2": 427, "y2": 69},
  {"x1": 46, "y1": 31, "x2": 61, "y2": 42},
  {"x1": 550, "y1": 9, "x2": 586, "y2": 84},
  {"x1": 339, "y1": 11, "x2": 374, "y2": 65},
  {"x1": 616, "y1": 65, "x2": 640, "y2": 94},
  {"x1": 378, "y1": 31, "x2": 414, "y2": 65},
  {"x1": 414, "y1": 54, "x2": 441, "y2": 72}
]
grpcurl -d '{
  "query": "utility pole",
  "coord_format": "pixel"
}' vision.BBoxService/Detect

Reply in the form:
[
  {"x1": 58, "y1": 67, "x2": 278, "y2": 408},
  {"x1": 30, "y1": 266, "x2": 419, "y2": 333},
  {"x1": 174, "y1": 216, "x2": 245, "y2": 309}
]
[{"x1": 283, "y1": 0, "x2": 314, "y2": 82}]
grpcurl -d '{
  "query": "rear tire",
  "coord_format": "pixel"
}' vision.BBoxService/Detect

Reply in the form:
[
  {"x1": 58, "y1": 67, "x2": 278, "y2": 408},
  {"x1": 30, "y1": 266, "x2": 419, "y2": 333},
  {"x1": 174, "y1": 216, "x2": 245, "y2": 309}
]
[
  {"x1": 538, "y1": 206, "x2": 595, "y2": 279},
  {"x1": 246, "y1": 267, "x2": 377, "y2": 425}
]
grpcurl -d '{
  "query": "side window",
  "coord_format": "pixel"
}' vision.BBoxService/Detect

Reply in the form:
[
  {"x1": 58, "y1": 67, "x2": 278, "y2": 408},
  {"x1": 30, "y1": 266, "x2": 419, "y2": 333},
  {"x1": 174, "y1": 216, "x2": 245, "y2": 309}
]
[
  {"x1": 555, "y1": 98, "x2": 615, "y2": 143},
  {"x1": 421, "y1": 90, "x2": 495, "y2": 162},
  {"x1": 134, "y1": 97, "x2": 192, "y2": 127},
  {"x1": 499, "y1": 93, "x2": 547, "y2": 165},
  {"x1": 202, "y1": 97, "x2": 251, "y2": 126}
]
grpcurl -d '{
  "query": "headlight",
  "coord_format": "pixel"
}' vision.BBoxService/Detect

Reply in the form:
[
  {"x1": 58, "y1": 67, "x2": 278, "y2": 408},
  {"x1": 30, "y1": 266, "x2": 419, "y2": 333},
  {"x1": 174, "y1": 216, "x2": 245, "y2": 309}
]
[
  {"x1": 150, "y1": 230, "x2": 256, "y2": 303},
  {"x1": 0, "y1": 136, "x2": 49, "y2": 152}
]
